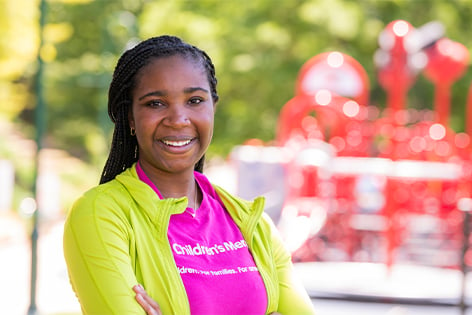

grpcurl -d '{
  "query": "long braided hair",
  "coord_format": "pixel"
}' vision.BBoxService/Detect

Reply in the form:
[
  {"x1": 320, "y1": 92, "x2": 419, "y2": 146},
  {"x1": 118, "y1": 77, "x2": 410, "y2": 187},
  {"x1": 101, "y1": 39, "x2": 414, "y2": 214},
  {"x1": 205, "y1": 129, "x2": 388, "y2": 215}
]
[{"x1": 99, "y1": 35, "x2": 219, "y2": 184}]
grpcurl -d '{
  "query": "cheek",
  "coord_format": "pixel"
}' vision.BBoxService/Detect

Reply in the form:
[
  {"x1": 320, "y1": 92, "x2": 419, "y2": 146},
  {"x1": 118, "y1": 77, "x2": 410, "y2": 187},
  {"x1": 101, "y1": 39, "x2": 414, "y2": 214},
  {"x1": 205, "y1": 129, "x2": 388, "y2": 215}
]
[
  {"x1": 197, "y1": 113, "x2": 214, "y2": 143},
  {"x1": 134, "y1": 116, "x2": 158, "y2": 142},
  {"x1": 134, "y1": 109, "x2": 157, "y2": 127},
  {"x1": 206, "y1": 120, "x2": 215, "y2": 144},
  {"x1": 205, "y1": 114, "x2": 215, "y2": 133}
]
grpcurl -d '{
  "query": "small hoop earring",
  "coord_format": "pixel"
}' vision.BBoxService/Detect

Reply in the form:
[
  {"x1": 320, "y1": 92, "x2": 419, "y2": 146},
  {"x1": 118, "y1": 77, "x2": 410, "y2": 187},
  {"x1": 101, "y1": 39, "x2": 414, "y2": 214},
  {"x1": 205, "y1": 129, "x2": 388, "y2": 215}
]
[{"x1": 130, "y1": 128, "x2": 136, "y2": 136}]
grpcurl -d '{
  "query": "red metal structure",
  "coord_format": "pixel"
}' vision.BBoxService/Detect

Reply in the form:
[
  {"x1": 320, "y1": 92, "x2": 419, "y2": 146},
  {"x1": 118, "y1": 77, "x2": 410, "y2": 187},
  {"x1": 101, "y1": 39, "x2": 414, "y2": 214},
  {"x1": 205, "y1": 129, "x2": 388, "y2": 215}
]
[{"x1": 273, "y1": 20, "x2": 472, "y2": 270}]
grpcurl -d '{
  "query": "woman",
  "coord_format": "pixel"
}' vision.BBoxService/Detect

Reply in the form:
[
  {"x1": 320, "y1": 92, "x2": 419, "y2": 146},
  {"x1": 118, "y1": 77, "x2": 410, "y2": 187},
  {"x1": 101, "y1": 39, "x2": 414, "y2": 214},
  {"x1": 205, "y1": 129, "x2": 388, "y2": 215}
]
[{"x1": 63, "y1": 35, "x2": 315, "y2": 315}]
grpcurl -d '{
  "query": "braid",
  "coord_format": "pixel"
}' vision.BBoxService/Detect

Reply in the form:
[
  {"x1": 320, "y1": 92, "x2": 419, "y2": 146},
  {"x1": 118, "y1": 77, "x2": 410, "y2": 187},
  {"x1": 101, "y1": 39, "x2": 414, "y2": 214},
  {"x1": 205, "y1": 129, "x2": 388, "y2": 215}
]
[{"x1": 100, "y1": 35, "x2": 218, "y2": 184}]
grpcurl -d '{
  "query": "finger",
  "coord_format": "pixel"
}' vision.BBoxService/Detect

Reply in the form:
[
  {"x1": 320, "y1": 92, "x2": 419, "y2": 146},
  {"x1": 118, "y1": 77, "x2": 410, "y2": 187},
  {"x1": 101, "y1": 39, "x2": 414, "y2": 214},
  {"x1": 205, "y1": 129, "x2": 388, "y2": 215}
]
[
  {"x1": 140, "y1": 291, "x2": 162, "y2": 312},
  {"x1": 135, "y1": 293, "x2": 161, "y2": 315},
  {"x1": 133, "y1": 285, "x2": 162, "y2": 315}
]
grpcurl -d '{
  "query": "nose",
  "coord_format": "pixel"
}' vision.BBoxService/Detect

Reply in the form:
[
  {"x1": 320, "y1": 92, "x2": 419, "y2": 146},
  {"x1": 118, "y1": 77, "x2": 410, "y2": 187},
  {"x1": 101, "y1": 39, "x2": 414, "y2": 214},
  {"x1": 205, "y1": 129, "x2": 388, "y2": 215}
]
[{"x1": 163, "y1": 104, "x2": 191, "y2": 128}]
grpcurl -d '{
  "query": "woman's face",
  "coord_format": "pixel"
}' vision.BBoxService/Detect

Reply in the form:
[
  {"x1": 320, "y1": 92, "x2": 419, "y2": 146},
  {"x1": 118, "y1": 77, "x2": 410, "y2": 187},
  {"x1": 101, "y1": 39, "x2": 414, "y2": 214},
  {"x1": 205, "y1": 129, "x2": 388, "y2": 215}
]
[{"x1": 129, "y1": 55, "x2": 215, "y2": 175}]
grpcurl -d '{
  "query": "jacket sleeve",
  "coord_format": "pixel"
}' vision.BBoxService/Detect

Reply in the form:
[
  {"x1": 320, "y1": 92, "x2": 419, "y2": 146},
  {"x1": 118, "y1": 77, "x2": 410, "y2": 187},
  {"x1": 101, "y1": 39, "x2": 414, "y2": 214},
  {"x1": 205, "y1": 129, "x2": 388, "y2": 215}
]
[
  {"x1": 264, "y1": 214, "x2": 316, "y2": 315},
  {"x1": 63, "y1": 191, "x2": 145, "y2": 315}
]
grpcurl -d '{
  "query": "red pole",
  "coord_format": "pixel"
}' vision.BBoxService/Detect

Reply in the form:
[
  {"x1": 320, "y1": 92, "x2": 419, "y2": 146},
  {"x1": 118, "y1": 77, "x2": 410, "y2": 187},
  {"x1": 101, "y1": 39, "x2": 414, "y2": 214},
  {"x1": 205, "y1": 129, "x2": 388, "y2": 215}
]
[
  {"x1": 467, "y1": 83, "x2": 472, "y2": 136},
  {"x1": 435, "y1": 83, "x2": 452, "y2": 127},
  {"x1": 423, "y1": 38, "x2": 469, "y2": 127}
]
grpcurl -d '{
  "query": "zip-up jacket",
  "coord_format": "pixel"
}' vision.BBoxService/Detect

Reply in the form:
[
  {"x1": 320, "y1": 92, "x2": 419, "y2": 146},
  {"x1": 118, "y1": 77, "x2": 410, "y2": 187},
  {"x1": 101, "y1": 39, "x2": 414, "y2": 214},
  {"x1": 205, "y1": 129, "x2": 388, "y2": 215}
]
[{"x1": 63, "y1": 164, "x2": 315, "y2": 314}]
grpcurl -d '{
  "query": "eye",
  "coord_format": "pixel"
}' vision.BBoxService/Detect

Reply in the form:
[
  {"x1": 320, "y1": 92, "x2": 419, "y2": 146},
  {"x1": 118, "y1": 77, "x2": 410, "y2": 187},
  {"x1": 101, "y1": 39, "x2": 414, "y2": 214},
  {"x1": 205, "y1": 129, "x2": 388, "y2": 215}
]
[
  {"x1": 146, "y1": 100, "x2": 165, "y2": 108},
  {"x1": 188, "y1": 97, "x2": 203, "y2": 105}
]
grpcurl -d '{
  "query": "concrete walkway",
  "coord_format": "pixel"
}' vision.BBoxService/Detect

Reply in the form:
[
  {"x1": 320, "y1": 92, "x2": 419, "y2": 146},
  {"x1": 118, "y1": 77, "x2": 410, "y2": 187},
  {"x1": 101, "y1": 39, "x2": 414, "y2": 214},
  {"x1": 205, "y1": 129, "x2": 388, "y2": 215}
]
[
  {"x1": 2, "y1": 212, "x2": 472, "y2": 315},
  {"x1": 297, "y1": 261, "x2": 472, "y2": 314},
  {"x1": 0, "y1": 214, "x2": 80, "y2": 315}
]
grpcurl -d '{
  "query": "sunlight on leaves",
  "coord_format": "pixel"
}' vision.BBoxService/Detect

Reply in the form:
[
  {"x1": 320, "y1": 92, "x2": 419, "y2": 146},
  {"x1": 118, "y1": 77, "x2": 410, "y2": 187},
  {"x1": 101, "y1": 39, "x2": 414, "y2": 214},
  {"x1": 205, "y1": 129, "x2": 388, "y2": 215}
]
[
  {"x1": 298, "y1": 0, "x2": 361, "y2": 40},
  {"x1": 44, "y1": 23, "x2": 74, "y2": 44},
  {"x1": 40, "y1": 43, "x2": 57, "y2": 62},
  {"x1": 231, "y1": 54, "x2": 255, "y2": 72},
  {"x1": 256, "y1": 22, "x2": 291, "y2": 49},
  {"x1": 49, "y1": 0, "x2": 93, "y2": 3}
]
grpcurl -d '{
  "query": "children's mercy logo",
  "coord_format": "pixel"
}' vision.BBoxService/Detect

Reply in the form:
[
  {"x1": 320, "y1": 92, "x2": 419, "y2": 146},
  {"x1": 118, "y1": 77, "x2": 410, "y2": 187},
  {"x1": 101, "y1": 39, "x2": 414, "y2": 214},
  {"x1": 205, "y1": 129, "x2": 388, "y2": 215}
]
[{"x1": 172, "y1": 240, "x2": 248, "y2": 256}]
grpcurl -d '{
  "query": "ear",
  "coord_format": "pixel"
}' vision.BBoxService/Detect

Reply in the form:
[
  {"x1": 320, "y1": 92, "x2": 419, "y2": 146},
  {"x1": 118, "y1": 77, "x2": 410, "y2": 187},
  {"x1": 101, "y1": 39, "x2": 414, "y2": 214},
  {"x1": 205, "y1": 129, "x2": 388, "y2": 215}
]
[{"x1": 128, "y1": 108, "x2": 135, "y2": 129}]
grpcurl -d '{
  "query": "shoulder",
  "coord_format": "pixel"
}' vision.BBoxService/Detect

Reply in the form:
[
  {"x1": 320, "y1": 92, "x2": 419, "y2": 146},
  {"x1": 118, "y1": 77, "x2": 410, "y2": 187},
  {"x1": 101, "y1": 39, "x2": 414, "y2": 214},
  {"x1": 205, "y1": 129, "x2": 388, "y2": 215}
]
[
  {"x1": 78, "y1": 179, "x2": 130, "y2": 207},
  {"x1": 213, "y1": 183, "x2": 265, "y2": 210},
  {"x1": 212, "y1": 183, "x2": 271, "y2": 232},
  {"x1": 66, "y1": 179, "x2": 133, "y2": 226}
]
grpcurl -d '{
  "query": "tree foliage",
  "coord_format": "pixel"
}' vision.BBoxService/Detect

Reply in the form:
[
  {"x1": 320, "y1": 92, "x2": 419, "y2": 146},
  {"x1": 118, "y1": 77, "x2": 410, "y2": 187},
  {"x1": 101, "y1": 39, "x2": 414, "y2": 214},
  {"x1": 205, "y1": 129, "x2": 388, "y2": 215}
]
[{"x1": 2, "y1": 0, "x2": 472, "y2": 164}]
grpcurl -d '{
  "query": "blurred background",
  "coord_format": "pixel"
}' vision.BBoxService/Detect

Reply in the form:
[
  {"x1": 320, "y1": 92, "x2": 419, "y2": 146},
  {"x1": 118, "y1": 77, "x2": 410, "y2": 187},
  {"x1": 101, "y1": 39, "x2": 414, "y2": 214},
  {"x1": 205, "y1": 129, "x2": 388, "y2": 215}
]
[{"x1": 2, "y1": 0, "x2": 472, "y2": 314}]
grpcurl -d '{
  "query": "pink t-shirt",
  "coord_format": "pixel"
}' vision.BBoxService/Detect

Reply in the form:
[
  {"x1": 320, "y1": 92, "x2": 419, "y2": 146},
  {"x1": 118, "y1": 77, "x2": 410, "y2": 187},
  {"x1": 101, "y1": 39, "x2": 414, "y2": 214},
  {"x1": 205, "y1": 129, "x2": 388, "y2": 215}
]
[{"x1": 137, "y1": 163, "x2": 268, "y2": 315}]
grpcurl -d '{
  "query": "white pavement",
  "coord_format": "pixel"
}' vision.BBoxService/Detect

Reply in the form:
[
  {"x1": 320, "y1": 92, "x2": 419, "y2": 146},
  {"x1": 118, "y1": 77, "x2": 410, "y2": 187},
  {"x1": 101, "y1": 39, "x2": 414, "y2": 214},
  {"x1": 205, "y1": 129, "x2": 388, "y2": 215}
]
[
  {"x1": 298, "y1": 262, "x2": 472, "y2": 314},
  {"x1": 0, "y1": 213, "x2": 80, "y2": 315},
  {"x1": 2, "y1": 211, "x2": 472, "y2": 315}
]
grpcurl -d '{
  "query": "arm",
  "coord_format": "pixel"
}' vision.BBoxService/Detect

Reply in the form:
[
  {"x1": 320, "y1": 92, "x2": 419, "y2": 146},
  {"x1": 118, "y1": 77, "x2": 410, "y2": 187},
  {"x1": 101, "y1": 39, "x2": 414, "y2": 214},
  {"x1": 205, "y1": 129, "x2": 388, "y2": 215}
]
[
  {"x1": 264, "y1": 215, "x2": 316, "y2": 315},
  {"x1": 63, "y1": 192, "x2": 145, "y2": 314}
]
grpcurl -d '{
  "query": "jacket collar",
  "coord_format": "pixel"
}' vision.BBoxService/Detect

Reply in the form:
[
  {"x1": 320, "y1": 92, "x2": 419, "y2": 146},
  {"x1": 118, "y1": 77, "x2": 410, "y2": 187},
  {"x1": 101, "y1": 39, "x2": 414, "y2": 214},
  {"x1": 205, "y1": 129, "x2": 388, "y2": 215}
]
[
  {"x1": 114, "y1": 164, "x2": 267, "y2": 241},
  {"x1": 115, "y1": 164, "x2": 188, "y2": 230}
]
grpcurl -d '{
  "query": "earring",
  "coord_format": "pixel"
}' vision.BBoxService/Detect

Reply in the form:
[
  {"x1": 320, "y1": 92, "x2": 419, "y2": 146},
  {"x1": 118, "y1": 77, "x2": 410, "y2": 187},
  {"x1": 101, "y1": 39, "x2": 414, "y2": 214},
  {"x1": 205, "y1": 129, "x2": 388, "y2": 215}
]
[{"x1": 130, "y1": 127, "x2": 136, "y2": 136}]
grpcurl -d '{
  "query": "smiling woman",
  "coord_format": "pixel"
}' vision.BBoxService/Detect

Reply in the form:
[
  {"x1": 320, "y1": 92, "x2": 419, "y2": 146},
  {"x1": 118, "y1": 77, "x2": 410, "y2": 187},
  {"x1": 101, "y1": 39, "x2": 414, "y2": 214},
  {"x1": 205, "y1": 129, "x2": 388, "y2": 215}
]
[
  {"x1": 62, "y1": 35, "x2": 315, "y2": 315},
  {"x1": 129, "y1": 55, "x2": 215, "y2": 184}
]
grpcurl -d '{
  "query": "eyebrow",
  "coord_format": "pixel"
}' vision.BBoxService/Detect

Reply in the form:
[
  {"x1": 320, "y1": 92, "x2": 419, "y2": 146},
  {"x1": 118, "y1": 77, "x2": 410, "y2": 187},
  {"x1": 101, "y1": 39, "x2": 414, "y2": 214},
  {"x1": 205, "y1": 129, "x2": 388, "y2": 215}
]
[{"x1": 138, "y1": 87, "x2": 210, "y2": 101}]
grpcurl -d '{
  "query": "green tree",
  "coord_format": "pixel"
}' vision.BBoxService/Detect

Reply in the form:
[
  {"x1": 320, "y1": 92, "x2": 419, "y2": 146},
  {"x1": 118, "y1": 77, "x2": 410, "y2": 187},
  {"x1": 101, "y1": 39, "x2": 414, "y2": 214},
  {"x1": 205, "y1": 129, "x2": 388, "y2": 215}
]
[
  {"x1": 0, "y1": 0, "x2": 39, "y2": 120},
  {"x1": 4, "y1": 0, "x2": 472, "y2": 163}
]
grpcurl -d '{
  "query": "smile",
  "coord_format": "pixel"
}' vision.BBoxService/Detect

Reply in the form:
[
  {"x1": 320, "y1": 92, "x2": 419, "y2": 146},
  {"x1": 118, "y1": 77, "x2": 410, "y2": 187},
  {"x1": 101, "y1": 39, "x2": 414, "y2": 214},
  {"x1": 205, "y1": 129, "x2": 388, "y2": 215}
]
[{"x1": 161, "y1": 139, "x2": 193, "y2": 147}]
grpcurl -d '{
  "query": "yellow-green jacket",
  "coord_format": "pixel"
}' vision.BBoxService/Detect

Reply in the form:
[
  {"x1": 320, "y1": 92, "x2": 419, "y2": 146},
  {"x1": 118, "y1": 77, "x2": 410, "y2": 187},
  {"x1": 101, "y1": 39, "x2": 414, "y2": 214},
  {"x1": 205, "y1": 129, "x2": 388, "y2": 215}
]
[{"x1": 63, "y1": 164, "x2": 315, "y2": 314}]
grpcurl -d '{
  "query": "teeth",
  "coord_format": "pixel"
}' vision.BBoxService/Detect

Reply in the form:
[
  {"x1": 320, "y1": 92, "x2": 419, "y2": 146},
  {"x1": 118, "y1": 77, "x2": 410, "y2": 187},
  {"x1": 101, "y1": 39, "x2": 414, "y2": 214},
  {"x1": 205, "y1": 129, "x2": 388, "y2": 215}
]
[{"x1": 162, "y1": 139, "x2": 192, "y2": 147}]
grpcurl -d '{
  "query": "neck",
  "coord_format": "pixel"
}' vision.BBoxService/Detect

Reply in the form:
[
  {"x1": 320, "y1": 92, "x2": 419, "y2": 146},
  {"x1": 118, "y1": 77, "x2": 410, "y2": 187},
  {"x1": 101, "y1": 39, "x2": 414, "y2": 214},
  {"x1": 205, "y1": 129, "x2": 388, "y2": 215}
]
[{"x1": 138, "y1": 161, "x2": 198, "y2": 203}]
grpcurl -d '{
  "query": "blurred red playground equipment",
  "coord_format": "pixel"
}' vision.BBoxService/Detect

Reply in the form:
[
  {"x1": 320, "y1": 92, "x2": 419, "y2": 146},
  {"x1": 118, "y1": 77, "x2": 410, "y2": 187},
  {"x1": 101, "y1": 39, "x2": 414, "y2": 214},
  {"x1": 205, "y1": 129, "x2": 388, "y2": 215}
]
[{"x1": 230, "y1": 20, "x2": 472, "y2": 272}]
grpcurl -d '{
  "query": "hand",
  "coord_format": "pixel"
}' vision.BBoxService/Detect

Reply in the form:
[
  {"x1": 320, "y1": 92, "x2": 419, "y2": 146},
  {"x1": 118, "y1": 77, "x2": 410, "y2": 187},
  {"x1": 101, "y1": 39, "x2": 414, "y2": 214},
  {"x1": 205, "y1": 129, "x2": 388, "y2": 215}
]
[{"x1": 133, "y1": 284, "x2": 162, "y2": 315}]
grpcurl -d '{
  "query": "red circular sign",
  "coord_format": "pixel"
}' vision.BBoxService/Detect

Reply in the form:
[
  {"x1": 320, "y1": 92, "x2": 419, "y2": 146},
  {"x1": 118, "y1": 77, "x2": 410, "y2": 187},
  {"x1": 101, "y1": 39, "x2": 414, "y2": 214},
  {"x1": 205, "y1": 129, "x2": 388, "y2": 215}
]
[{"x1": 296, "y1": 51, "x2": 370, "y2": 106}]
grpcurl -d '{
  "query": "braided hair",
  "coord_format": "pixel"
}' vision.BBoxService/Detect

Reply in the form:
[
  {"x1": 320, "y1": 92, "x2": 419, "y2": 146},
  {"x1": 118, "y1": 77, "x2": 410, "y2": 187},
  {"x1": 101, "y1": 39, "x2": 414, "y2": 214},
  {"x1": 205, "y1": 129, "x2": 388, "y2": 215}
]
[{"x1": 99, "y1": 35, "x2": 219, "y2": 184}]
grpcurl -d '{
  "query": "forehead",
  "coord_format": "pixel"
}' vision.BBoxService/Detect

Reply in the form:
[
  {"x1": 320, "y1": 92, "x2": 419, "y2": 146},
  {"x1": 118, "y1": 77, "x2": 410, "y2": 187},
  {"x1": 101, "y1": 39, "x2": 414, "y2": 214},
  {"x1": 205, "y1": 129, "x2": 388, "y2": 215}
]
[{"x1": 136, "y1": 54, "x2": 206, "y2": 82}]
